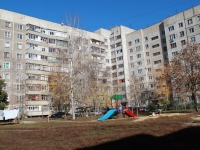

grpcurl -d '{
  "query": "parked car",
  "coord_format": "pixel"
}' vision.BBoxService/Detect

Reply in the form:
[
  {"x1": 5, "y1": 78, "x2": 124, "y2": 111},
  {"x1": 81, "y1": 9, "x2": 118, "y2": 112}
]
[
  {"x1": 50, "y1": 112, "x2": 65, "y2": 118},
  {"x1": 139, "y1": 107, "x2": 149, "y2": 112}
]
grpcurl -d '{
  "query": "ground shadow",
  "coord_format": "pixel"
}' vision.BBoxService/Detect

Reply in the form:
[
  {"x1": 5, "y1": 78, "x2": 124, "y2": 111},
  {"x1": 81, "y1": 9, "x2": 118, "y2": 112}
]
[{"x1": 79, "y1": 126, "x2": 200, "y2": 150}]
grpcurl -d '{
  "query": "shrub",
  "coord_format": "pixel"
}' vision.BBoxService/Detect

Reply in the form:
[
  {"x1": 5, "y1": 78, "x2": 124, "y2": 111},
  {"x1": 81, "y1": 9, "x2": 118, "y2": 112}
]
[{"x1": 148, "y1": 103, "x2": 157, "y2": 112}]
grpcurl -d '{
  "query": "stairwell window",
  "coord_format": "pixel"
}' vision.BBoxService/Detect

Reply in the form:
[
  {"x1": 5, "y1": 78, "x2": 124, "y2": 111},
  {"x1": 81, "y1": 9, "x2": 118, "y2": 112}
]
[
  {"x1": 130, "y1": 49, "x2": 133, "y2": 53},
  {"x1": 144, "y1": 37, "x2": 148, "y2": 41},
  {"x1": 154, "y1": 60, "x2": 161, "y2": 64},
  {"x1": 146, "y1": 59, "x2": 150, "y2": 65},
  {"x1": 153, "y1": 52, "x2": 160, "y2": 56},
  {"x1": 17, "y1": 64, "x2": 22, "y2": 69},
  {"x1": 152, "y1": 44, "x2": 159, "y2": 48},
  {"x1": 130, "y1": 56, "x2": 133, "y2": 60},
  {"x1": 151, "y1": 36, "x2": 158, "y2": 40},
  {"x1": 136, "y1": 46, "x2": 140, "y2": 51},
  {"x1": 17, "y1": 53, "x2": 22, "y2": 59},
  {"x1": 146, "y1": 52, "x2": 150, "y2": 56},
  {"x1": 137, "y1": 61, "x2": 142, "y2": 66},
  {"x1": 145, "y1": 44, "x2": 149, "y2": 49},
  {"x1": 128, "y1": 41, "x2": 132, "y2": 46}
]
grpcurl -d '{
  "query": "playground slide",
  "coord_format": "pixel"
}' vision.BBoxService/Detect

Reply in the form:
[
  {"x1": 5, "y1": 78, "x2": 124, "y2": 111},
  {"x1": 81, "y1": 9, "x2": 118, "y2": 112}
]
[
  {"x1": 124, "y1": 109, "x2": 137, "y2": 118},
  {"x1": 98, "y1": 109, "x2": 116, "y2": 121}
]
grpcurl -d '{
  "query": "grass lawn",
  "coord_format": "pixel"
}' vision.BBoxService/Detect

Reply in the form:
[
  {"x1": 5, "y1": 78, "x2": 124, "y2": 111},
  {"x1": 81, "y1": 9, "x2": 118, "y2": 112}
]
[{"x1": 0, "y1": 112, "x2": 199, "y2": 150}]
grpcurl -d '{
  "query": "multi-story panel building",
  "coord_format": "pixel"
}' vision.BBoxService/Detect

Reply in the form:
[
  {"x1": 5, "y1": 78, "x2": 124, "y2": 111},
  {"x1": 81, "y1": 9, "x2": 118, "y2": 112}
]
[
  {"x1": 0, "y1": 5, "x2": 199, "y2": 113},
  {"x1": 0, "y1": 9, "x2": 106, "y2": 116}
]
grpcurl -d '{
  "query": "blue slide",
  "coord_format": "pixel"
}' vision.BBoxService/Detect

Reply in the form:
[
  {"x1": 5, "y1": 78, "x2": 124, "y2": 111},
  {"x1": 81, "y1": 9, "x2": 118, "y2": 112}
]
[{"x1": 98, "y1": 109, "x2": 116, "y2": 121}]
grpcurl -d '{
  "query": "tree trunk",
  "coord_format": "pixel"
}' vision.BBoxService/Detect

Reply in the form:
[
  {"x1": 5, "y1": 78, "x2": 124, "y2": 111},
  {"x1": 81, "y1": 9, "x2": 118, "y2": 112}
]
[{"x1": 192, "y1": 92, "x2": 198, "y2": 112}]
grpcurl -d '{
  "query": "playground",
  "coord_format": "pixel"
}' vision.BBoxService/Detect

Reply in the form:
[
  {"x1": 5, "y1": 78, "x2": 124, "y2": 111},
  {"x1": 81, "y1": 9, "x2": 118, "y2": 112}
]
[{"x1": 0, "y1": 112, "x2": 199, "y2": 149}]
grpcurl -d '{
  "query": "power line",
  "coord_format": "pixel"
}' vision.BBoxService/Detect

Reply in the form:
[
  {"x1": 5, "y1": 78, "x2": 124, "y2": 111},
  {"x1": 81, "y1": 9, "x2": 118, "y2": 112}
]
[{"x1": 85, "y1": 0, "x2": 196, "y2": 30}]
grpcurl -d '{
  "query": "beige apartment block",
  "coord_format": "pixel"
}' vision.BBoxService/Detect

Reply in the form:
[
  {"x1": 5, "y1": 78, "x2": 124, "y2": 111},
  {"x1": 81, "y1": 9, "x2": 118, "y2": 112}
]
[{"x1": 0, "y1": 9, "x2": 106, "y2": 116}]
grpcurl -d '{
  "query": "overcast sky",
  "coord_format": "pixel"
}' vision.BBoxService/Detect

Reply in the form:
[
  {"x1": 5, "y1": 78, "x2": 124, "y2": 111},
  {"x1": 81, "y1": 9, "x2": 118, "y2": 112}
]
[{"x1": 0, "y1": 0, "x2": 199, "y2": 31}]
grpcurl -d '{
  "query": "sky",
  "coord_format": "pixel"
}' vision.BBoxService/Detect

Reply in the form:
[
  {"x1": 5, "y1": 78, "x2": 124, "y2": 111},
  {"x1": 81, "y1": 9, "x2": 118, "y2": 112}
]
[{"x1": 0, "y1": 0, "x2": 199, "y2": 32}]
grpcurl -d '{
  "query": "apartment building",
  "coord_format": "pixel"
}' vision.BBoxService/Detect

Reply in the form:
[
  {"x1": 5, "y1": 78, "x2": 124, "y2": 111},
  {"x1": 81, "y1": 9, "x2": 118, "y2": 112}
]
[
  {"x1": 0, "y1": 5, "x2": 199, "y2": 114},
  {"x1": 0, "y1": 9, "x2": 106, "y2": 116}
]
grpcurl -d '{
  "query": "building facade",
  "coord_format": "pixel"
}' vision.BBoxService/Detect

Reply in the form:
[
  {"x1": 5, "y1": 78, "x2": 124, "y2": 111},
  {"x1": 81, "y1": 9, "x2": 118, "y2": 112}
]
[{"x1": 0, "y1": 5, "x2": 200, "y2": 115}]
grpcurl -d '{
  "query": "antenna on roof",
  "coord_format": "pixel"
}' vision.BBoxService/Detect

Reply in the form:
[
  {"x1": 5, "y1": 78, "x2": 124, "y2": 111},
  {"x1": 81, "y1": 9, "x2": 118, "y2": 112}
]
[{"x1": 61, "y1": 23, "x2": 64, "y2": 26}]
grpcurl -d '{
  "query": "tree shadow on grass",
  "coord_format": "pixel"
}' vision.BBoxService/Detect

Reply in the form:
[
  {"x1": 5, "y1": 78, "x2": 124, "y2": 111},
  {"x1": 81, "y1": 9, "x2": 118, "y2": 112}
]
[{"x1": 79, "y1": 126, "x2": 200, "y2": 150}]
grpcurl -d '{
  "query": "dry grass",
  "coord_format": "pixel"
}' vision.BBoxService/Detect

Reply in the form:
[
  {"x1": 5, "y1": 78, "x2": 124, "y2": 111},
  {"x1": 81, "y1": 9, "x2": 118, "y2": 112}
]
[{"x1": 0, "y1": 113, "x2": 199, "y2": 150}]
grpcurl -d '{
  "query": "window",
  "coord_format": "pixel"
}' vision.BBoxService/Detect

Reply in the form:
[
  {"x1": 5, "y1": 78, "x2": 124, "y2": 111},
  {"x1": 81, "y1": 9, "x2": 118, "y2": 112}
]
[
  {"x1": 137, "y1": 61, "x2": 142, "y2": 66},
  {"x1": 130, "y1": 63, "x2": 134, "y2": 68},
  {"x1": 17, "y1": 64, "x2": 22, "y2": 69},
  {"x1": 189, "y1": 28, "x2": 194, "y2": 33},
  {"x1": 137, "y1": 53, "x2": 141, "y2": 58},
  {"x1": 146, "y1": 59, "x2": 150, "y2": 65},
  {"x1": 4, "y1": 42, "x2": 10, "y2": 48},
  {"x1": 198, "y1": 16, "x2": 200, "y2": 21},
  {"x1": 151, "y1": 36, "x2": 158, "y2": 40},
  {"x1": 152, "y1": 44, "x2": 159, "y2": 48},
  {"x1": 3, "y1": 73, "x2": 10, "y2": 79},
  {"x1": 4, "y1": 52, "x2": 9, "y2": 58},
  {"x1": 130, "y1": 49, "x2": 133, "y2": 53},
  {"x1": 150, "y1": 84, "x2": 154, "y2": 88},
  {"x1": 162, "y1": 38, "x2": 166, "y2": 43},
  {"x1": 145, "y1": 44, "x2": 149, "y2": 49},
  {"x1": 180, "y1": 31, "x2": 184, "y2": 37},
  {"x1": 130, "y1": 56, "x2": 133, "y2": 60},
  {"x1": 5, "y1": 21, "x2": 11, "y2": 27},
  {"x1": 187, "y1": 19, "x2": 193, "y2": 25},
  {"x1": 3, "y1": 62, "x2": 10, "y2": 69},
  {"x1": 3, "y1": 83, "x2": 9, "y2": 90},
  {"x1": 147, "y1": 68, "x2": 151, "y2": 72},
  {"x1": 169, "y1": 34, "x2": 175, "y2": 40},
  {"x1": 146, "y1": 52, "x2": 149, "y2": 56},
  {"x1": 163, "y1": 46, "x2": 167, "y2": 51},
  {"x1": 117, "y1": 56, "x2": 123, "y2": 61},
  {"x1": 49, "y1": 39, "x2": 55, "y2": 44},
  {"x1": 136, "y1": 46, "x2": 140, "y2": 51},
  {"x1": 118, "y1": 64, "x2": 123, "y2": 68},
  {"x1": 17, "y1": 84, "x2": 22, "y2": 91},
  {"x1": 110, "y1": 44, "x2": 115, "y2": 49},
  {"x1": 111, "y1": 51, "x2": 115, "y2": 55},
  {"x1": 138, "y1": 69, "x2": 142, "y2": 74},
  {"x1": 135, "y1": 39, "x2": 139, "y2": 43},
  {"x1": 144, "y1": 37, "x2": 148, "y2": 41},
  {"x1": 154, "y1": 60, "x2": 161, "y2": 64},
  {"x1": 153, "y1": 52, "x2": 160, "y2": 56},
  {"x1": 140, "y1": 77, "x2": 144, "y2": 81},
  {"x1": 149, "y1": 76, "x2": 153, "y2": 80},
  {"x1": 17, "y1": 34, "x2": 23, "y2": 39},
  {"x1": 128, "y1": 41, "x2": 132, "y2": 46},
  {"x1": 181, "y1": 40, "x2": 186, "y2": 46},
  {"x1": 118, "y1": 71, "x2": 124, "y2": 76},
  {"x1": 5, "y1": 31, "x2": 11, "y2": 37},
  {"x1": 17, "y1": 43, "x2": 22, "y2": 49},
  {"x1": 172, "y1": 51, "x2": 178, "y2": 56},
  {"x1": 161, "y1": 31, "x2": 165, "y2": 35},
  {"x1": 168, "y1": 26, "x2": 174, "y2": 31},
  {"x1": 170, "y1": 43, "x2": 177, "y2": 48},
  {"x1": 179, "y1": 22, "x2": 183, "y2": 28},
  {"x1": 191, "y1": 37, "x2": 196, "y2": 42},
  {"x1": 17, "y1": 53, "x2": 22, "y2": 59},
  {"x1": 16, "y1": 74, "x2": 22, "y2": 80},
  {"x1": 18, "y1": 24, "x2": 23, "y2": 30},
  {"x1": 106, "y1": 59, "x2": 109, "y2": 63},
  {"x1": 50, "y1": 31, "x2": 54, "y2": 35}
]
